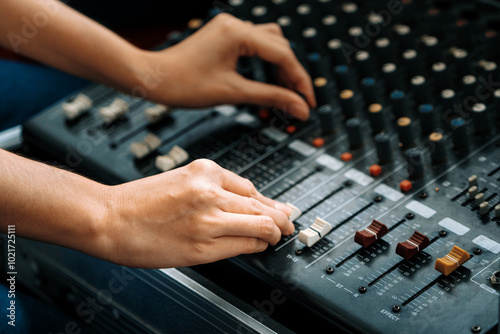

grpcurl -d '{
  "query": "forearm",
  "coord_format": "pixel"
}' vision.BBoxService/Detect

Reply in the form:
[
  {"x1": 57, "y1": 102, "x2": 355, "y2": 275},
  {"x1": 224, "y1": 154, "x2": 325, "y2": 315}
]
[
  {"x1": 0, "y1": 0, "x2": 144, "y2": 92},
  {"x1": 0, "y1": 149, "x2": 112, "y2": 258}
]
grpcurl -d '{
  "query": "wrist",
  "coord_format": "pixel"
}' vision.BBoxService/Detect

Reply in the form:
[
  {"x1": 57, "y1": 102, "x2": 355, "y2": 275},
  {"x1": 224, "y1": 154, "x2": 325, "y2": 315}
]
[{"x1": 128, "y1": 49, "x2": 174, "y2": 101}]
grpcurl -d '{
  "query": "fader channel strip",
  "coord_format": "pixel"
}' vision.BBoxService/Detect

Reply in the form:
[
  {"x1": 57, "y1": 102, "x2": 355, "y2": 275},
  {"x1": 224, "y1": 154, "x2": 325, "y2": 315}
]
[{"x1": 22, "y1": 0, "x2": 500, "y2": 333}]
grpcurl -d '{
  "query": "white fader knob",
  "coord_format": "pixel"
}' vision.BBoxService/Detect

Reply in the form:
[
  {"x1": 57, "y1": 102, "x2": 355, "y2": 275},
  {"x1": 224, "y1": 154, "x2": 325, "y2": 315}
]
[
  {"x1": 155, "y1": 146, "x2": 189, "y2": 172},
  {"x1": 99, "y1": 98, "x2": 128, "y2": 123},
  {"x1": 286, "y1": 203, "x2": 302, "y2": 222},
  {"x1": 144, "y1": 104, "x2": 171, "y2": 123},
  {"x1": 130, "y1": 133, "x2": 161, "y2": 159},
  {"x1": 298, "y1": 217, "x2": 333, "y2": 247},
  {"x1": 62, "y1": 93, "x2": 92, "y2": 120}
]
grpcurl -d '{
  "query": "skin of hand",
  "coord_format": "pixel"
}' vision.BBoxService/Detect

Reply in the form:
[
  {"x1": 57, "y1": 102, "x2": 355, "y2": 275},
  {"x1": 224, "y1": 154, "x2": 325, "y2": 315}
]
[
  {"x1": 0, "y1": 3, "x2": 314, "y2": 267},
  {"x1": 135, "y1": 13, "x2": 316, "y2": 120},
  {"x1": 105, "y1": 159, "x2": 294, "y2": 268},
  {"x1": 0, "y1": 150, "x2": 294, "y2": 268}
]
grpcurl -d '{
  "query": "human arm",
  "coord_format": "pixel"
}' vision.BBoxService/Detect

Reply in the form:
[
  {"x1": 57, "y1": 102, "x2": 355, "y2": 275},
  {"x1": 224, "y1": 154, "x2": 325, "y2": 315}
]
[
  {"x1": 0, "y1": 150, "x2": 294, "y2": 268},
  {"x1": 0, "y1": 0, "x2": 315, "y2": 119}
]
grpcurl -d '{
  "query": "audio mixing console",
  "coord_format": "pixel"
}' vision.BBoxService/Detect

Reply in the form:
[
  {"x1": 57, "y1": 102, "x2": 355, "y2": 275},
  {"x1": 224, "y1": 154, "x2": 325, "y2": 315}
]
[{"x1": 21, "y1": 0, "x2": 500, "y2": 333}]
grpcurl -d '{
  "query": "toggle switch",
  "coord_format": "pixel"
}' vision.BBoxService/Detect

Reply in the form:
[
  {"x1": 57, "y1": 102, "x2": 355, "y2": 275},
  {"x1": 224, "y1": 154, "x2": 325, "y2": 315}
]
[{"x1": 298, "y1": 217, "x2": 333, "y2": 247}]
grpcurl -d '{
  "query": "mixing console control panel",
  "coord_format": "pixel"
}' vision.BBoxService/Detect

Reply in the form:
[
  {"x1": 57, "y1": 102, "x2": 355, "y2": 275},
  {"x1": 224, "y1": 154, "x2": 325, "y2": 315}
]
[{"x1": 22, "y1": 0, "x2": 500, "y2": 332}]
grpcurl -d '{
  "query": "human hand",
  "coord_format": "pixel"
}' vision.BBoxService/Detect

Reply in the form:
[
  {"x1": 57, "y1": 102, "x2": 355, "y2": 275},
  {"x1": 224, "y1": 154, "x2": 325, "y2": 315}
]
[
  {"x1": 136, "y1": 13, "x2": 316, "y2": 120},
  {"x1": 102, "y1": 159, "x2": 294, "y2": 268}
]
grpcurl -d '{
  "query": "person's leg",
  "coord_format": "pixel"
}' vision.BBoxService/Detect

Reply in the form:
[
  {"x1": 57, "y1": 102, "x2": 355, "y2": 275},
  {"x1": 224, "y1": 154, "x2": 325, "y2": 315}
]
[{"x1": 0, "y1": 60, "x2": 89, "y2": 131}]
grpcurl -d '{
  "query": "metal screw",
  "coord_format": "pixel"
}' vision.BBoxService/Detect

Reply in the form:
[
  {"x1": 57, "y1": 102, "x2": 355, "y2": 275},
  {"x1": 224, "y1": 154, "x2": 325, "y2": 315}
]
[
  {"x1": 490, "y1": 270, "x2": 500, "y2": 286},
  {"x1": 374, "y1": 195, "x2": 383, "y2": 202},
  {"x1": 295, "y1": 249, "x2": 303, "y2": 256},
  {"x1": 419, "y1": 192, "x2": 427, "y2": 199},
  {"x1": 439, "y1": 230, "x2": 448, "y2": 237},
  {"x1": 473, "y1": 248, "x2": 482, "y2": 255},
  {"x1": 326, "y1": 267, "x2": 334, "y2": 274},
  {"x1": 392, "y1": 305, "x2": 401, "y2": 313},
  {"x1": 406, "y1": 212, "x2": 415, "y2": 220},
  {"x1": 359, "y1": 286, "x2": 367, "y2": 293},
  {"x1": 315, "y1": 165, "x2": 324, "y2": 172},
  {"x1": 471, "y1": 325, "x2": 481, "y2": 333},
  {"x1": 344, "y1": 180, "x2": 353, "y2": 187}
]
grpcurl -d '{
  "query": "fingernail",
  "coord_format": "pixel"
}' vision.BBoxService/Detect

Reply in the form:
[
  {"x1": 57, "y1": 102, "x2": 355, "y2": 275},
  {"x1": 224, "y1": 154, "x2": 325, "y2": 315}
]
[
  {"x1": 275, "y1": 202, "x2": 292, "y2": 215},
  {"x1": 288, "y1": 221, "x2": 295, "y2": 234},
  {"x1": 289, "y1": 104, "x2": 309, "y2": 121}
]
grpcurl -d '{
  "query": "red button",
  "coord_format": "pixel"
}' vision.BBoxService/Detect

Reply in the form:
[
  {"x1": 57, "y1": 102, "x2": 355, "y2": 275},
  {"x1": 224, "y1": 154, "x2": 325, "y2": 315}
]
[
  {"x1": 369, "y1": 164, "x2": 382, "y2": 176},
  {"x1": 258, "y1": 109, "x2": 270, "y2": 120},
  {"x1": 312, "y1": 137, "x2": 325, "y2": 148},
  {"x1": 340, "y1": 152, "x2": 353, "y2": 162},
  {"x1": 286, "y1": 125, "x2": 297, "y2": 134},
  {"x1": 400, "y1": 180, "x2": 412, "y2": 192}
]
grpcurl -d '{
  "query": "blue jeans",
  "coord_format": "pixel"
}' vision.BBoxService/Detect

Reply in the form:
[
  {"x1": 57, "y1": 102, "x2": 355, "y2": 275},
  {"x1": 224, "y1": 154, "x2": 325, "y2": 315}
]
[{"x1": 0, "y1": 60, "x2": 88, "y2": 131}]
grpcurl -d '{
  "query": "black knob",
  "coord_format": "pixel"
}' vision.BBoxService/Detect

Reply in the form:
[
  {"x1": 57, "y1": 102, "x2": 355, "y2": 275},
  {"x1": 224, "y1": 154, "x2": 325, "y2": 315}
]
[
  {"x1": 382, "y1": 63, "x2": 401, "y2": 94},
  {"x1": 451, "y1": 117, "x2": 468, "y2": 150},
  {"x1": 355, "y1": 51, "x2": 373, "y2": 78},
  {"x1": 390, "y1": 90, "x2": 408, "y2": 119},
  {"x1": 302, "y1": 27, "x2": 323, "y2": 53},
  {"x1": 361, "y1": 77, "x2": 377, "y2": 106},
  {"x1": 422, "y1": 35, "x2": 440, "y2": 65},
  {"x1": 339, "y1": 90, "x2": 357, "y2": 119},
  {"x1": 375, "y1": 38, "x2": 393, "y2": 64},
  {"x1": 228, "y1": 0, "x2": 251, "y2": 19},
  {"x1": 432, "y1": 62, "x2": 451, "y2": 91},
  {"x1": 402, "y1": 49, "x2": 420, "y2": 78},
  {"x1": 397, "y1": 117, "x2": 415, "y2": 149},
  {"x1": 251, "y1": 5, "x2": 274, "y2": 23},
  {"x1": 494, "y1": 89, "x2": 500, "y2": 121},
  {"x1": 328, "y1": 39, "x2": 347, "y2": 66},
  {"x1": 394, "y1": 24, "x2": 413, "y2": 51},
  {"x1": 411, "y1": 76, "x2": 431, "y2": 105},
  {"x1": 296, "y1": 3, "x2": 316, "y2": 28},
  {"x1": 308, "y1": 53, "x2": 329, "y2": 79},
  {"x1": 429, "y1": 132, "x2": 447, "y2": 164},
  {"x1": 321, "y1": 15, "x2": 339, "y2": 39},
  {"x1": 277, "y1": 16, "x2": 298, "y2": 39},
  {"x1": 368, "y1": 103, "x2": 386, "y2": 134},
  {"x1": 314, "y1": 77, "x2": 332, "y2": 107},
  {"x1": 485, "y1": 30, "x2": 500, "y2": 59},
  {"x1": 453, "y1": 49, "x2": 469, "y2": 77},
  {"x1": 418, "y1": 104, "x2": 436, "y2": 135},
  {"x1": 375, "y1": 133, "x2": 393, "y2": 163},
  {"x1": 472, "y1": 103, "x2": 490, "y2": 135},
  {"x1": 440, "y1": 89, "x2": 456, "y2": 124},
  {"x1": 334, "y1": 65, "x2": 354, "y2": 90},
  {"x1": 272, "y1": 0, "x2": 295, "y2": 17},
  {"x1": 341, "y1": 2, "x2": 360, "y2": 26},
  {"x1": 406, "y1": 148, "x2": 424, "y2": 179},
  {"x1": 461, "y1": 75, "x2": 477, "y2": 98},
  {"x1": 346, "y1": 117, "x2": 363, "y2": 148},
  {"x1": 318, "y1": 104, "x2": 336, "y2": 135}
]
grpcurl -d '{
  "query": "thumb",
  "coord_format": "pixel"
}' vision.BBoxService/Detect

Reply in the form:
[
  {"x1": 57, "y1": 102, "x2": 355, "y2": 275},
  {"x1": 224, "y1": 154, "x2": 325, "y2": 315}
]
[{"x1": 231, "y1": 76, "x2": 311, "y2": 120}]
